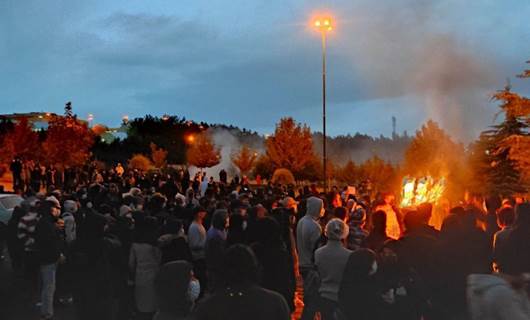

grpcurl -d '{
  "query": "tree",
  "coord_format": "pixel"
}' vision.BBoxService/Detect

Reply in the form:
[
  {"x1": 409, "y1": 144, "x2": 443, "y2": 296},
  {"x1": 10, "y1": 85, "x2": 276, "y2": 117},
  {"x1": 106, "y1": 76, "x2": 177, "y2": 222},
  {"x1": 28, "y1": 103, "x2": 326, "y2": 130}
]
[
  {"x1": 0, "y1": 118, "x2": 41, "y2": 164},
  {"x1": 357, "y1": 156, "x2": 398, "y2": 194},
  {"x1": 477, "y1": 81, "x2": 529, "y2": 195},
  {"x1": 403, "y1": 120, "x2": 468, "y2": 200},
  {"x1": 266, "y1": 118, "x2": 315, "y2": 179},
  {"x1": 42, "y1": 112, "x2": 94, "y2": 168},
  {"x1": 253, "y1": 154, "x2": 274, "y2": 180},
  {"x1": 186, "y1": 132, "x2": 221, "y2": 170},
  {"x1": 232, "y1": 145, "x2": 258, "y2": 176},
  {"x1": 337, "y1": 160, "x2": 358, "y2": 185},
  {"x1": 404, "y1": 120, "x2": 465, "y2": 178},
  {"x1": 128, "y1": 154, "x2": 152, "y2": 171},
  {"x1": 150, "y1": 142, "x2": 168, "y2": 168},
  {"x1": 493, "y1": 63, "x2": 530, "y2": 186}
]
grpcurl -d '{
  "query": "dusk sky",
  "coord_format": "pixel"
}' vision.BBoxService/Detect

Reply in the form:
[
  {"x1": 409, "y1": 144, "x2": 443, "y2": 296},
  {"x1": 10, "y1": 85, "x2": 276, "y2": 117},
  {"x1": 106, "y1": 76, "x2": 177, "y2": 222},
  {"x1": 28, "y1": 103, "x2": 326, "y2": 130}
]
[{"x1": 2, "y1": 0, "x2": 529, "y2": 141}]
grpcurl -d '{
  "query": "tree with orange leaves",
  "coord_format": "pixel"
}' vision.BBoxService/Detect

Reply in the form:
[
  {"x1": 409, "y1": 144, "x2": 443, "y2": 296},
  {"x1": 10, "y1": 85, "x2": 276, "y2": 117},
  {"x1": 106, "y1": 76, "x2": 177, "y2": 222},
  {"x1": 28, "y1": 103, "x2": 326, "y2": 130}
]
[
  {"x1": 0, "y1": 118, "x2": 41, "y2": 164},
  {"x1": 186, "y1": 132, "x2": 221, "y2": 170},
  {"x1": 266, "y1": 117, "x2": 315, "y2": 179},
  {"x1": 150, "y1": 142, "x2": 168, "y2": 168},
  {"x1": 232, "y1": 145, "x2": 258, "y2": 175},
  {"x1": 42, "y1": 104, "x2": 94, "y2": 168}
]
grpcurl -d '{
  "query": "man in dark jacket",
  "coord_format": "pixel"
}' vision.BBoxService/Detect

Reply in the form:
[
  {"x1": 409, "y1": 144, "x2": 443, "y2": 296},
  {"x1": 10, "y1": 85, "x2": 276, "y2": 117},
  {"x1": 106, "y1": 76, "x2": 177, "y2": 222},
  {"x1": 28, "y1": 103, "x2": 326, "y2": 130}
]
[
  {"x1": 34, "y1": 196, "x2": 64, "y2": 320},
  {"x1": 193, "y1": 244, "x2": 290, "y2": 320}
]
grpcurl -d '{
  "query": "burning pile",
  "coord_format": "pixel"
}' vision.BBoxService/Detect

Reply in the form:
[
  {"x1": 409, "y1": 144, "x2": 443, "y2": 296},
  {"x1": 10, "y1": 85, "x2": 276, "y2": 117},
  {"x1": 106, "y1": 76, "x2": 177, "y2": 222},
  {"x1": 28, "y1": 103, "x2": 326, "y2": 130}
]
[{"x1": 400, "y1": 176, "x2": 446, "y2": 207}]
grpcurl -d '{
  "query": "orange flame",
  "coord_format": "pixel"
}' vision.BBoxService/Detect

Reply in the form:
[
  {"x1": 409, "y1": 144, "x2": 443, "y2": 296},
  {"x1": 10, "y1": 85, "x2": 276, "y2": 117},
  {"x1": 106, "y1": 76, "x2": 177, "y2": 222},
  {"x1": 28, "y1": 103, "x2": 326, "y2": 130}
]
[{"x1": 400, "y1": 176, "x2": 446, "y2": 207}]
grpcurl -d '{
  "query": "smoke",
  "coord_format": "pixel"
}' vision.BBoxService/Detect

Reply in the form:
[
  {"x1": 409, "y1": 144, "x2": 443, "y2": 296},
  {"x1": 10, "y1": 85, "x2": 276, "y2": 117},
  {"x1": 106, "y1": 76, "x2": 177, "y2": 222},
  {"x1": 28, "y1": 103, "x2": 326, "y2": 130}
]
[
  {"x1": 338, "y1": 0, "x2": 499, "y2": 142},
  {"x1": 188, "y1": 127, "x2": 265, "y2": 179}
]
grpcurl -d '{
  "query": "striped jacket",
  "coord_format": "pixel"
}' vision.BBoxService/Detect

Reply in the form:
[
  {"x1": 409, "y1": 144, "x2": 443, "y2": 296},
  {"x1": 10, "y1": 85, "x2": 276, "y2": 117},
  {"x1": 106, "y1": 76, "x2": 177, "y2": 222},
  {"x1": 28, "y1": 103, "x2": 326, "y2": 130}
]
[{"x1": 17, "y1": 211, "x2": 39, "y2": 251}]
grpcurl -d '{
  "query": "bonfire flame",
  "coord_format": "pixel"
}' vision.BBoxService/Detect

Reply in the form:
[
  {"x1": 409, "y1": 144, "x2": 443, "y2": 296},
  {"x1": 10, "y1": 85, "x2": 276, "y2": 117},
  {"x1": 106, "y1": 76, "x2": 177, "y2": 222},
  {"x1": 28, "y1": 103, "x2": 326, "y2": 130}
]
[{"x1": 400, "y1": 176, "x2": 446, "y2": 207}]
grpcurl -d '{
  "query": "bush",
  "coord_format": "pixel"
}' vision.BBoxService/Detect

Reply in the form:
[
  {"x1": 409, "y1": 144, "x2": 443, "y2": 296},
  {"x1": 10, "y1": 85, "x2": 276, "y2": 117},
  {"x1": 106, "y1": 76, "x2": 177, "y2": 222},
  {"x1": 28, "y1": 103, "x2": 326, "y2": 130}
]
[
  {"x1": 128, "y1": 154, "x2": 152, "y2": 171},
  {"x1": 271, "y1": 168, "x2": 295, "y2": 185}
]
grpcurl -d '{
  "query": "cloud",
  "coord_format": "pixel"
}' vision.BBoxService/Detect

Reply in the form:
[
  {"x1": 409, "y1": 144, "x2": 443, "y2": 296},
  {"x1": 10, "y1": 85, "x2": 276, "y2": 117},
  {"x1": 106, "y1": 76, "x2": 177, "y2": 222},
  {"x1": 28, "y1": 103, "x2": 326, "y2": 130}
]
[{"x1": 1, "y1": 0, "x2": 529, "y2": 142}]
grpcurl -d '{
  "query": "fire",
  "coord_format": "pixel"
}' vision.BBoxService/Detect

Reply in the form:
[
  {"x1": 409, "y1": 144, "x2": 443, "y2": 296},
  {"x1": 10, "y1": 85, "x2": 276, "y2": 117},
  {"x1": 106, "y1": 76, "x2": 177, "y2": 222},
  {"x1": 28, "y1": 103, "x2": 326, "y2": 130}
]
[{"x1": 400, "y1": 176, "x2": 446, "y2": 207}]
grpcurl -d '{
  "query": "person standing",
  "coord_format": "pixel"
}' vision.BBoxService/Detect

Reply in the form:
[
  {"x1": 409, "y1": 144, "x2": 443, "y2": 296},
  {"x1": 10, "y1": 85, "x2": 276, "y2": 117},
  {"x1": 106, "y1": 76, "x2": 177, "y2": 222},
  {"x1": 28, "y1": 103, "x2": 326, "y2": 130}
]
[
  {"x1": 193, "y1": 245, "x2": 290, "y2": 320},
  {"x1": 205, "y1": 209, "x2": 229, "y2": 293},
  {"x1": 34, "y1": 197, "x2": 64, "y2": 320},
  {"x1": 188, "y1": 207, "x2": 207, "y2": 295},
  {"x1": 315, "y1": 219, "x2": 352, "y2": 320},
  {"x1": 10, "y1": 156, "x2": 23, "y2": 191},
  {"x1": 296, "y1": 196, "x2": 325, "y2": 320},
  {"x1": 130, "y1": 217, "x2": 162, "y2": 320},
  {"x1": 251, "y1": 217, "x2": 296, "y2": 312}
]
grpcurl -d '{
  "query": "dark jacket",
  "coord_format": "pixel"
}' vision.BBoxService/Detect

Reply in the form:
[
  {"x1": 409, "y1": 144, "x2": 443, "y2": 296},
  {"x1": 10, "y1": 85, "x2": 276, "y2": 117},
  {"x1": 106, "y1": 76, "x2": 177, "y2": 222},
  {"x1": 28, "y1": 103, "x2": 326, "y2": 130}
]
[
  {"x1": 251, "y1": 243, "x2": 296, "y2": 311},
  {"x1": 34, "y1": 214, "x2": 62, "y2": 265},
  {"x1": 193, "y1": 285, "x2": 290, "y2": 320}
]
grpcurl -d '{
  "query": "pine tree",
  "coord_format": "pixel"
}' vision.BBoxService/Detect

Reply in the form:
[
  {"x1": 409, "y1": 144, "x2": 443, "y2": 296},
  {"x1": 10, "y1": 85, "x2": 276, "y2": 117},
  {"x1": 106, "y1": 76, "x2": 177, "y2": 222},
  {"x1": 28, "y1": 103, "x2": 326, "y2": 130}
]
[{"x1": 480, "y1": 82, "x2": 529, "y2": 195}]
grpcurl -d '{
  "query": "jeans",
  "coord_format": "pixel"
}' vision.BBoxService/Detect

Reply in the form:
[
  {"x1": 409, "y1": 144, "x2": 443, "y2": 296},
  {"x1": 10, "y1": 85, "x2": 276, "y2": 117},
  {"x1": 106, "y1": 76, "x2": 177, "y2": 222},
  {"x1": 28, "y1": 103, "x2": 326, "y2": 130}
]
[
  {"x1": 300, "y1": 268, "x2": 319, "y2": 320},
  {"x1": 40, "y1": 263, "x2": 57, "y2": 319}
]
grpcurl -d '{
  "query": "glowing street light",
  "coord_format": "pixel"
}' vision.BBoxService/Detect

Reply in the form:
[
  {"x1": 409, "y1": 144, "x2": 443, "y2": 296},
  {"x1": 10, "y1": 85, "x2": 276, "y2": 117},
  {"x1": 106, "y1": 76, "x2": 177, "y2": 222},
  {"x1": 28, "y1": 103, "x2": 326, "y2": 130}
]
[
  {"x1": 186, "y1": 134, "x2": 195, "y2": 144},
  {"x1": 87, "y1": 113, "x2": 94, "y2": 127},
  {"x1": 313, "y1": 16, "x2": 333, "y2": 192}
]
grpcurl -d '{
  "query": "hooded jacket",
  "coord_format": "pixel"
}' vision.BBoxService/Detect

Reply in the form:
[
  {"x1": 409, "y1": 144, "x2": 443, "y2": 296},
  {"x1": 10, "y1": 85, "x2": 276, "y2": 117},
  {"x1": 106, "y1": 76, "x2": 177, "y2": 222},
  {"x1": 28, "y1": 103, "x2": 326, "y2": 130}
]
[
  {"x1": 467, "y1": 274, "x2": 530, "y2": 320},
  {"x1": 296, "y1": 196, "x2": 323, "y2": 268}
]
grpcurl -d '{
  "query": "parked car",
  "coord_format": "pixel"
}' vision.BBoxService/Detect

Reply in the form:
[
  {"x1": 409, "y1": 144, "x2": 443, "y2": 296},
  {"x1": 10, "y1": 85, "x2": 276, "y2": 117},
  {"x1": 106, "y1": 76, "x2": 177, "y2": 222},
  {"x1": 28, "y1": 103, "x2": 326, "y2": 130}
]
[{"x1": 0, "y1": 194, "x2": 24, "y2": 226}]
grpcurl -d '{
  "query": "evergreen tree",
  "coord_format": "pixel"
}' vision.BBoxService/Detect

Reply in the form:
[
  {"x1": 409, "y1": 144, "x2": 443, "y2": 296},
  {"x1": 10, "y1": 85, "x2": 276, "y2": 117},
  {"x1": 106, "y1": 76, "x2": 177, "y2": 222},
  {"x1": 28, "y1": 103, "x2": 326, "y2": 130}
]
[{"x1": 477, "y1": 82, "x2": 529, "y2": 195}]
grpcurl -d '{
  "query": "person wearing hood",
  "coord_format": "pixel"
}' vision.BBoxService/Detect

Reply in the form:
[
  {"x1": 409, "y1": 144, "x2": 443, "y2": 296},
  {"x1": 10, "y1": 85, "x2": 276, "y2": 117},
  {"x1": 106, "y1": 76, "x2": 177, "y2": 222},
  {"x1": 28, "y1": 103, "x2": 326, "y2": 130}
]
[
  {"x1": 315, "y1": 218, "x2": 352, "y2": 320},
  {"x1": 154, "y1": 261, "x2": 199, "y2": 320},
  {"x1": 251, "y1": 217, "x2": 296, "y2": 313},
  {"x1": 338, "y1": 249, "x2": 387, "y2": 320},
  {"x1": 503, "y1": 203, "x2": 530, "y2": 275},
  {"x1": 193, "y1": 244, "x2": 290, "y2": 320},
  {"x1": 34, "y1": 197, "x2": 64, "y2": 320},
  {"x1": 296, "y1": 196, "x2": 325, "y2": 320},
  {"x1": 467, "y1": 273, "x2": 530, "y2": 320}
]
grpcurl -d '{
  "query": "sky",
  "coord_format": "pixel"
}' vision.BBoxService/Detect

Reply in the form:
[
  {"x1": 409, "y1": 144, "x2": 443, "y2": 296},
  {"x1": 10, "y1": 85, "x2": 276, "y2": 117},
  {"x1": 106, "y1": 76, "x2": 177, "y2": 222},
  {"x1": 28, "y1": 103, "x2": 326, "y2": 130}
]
[{"x1": 1, "y1": 0, "x2": 529, "y2": 142}]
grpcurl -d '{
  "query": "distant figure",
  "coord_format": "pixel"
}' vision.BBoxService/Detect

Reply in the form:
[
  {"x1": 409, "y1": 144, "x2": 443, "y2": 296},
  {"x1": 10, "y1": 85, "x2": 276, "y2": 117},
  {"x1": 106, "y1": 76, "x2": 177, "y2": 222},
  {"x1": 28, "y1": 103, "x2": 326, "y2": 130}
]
[
  {"x1": 219, "y1": 169, "x2": 227, "y2": 184},
  {"x1": 10, "y1": 157, "x2": 23, "y2": 191},
  {"x1": 115, "y1": 163, "x2": 125, "y2": 177}
]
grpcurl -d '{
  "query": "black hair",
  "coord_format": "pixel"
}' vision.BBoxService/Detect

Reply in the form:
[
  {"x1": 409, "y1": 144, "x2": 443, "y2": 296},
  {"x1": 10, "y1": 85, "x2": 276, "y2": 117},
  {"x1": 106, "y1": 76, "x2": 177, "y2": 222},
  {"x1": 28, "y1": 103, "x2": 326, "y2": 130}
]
[{"x1": 223, "y1": 244, "x2": 259, "y2": 287}]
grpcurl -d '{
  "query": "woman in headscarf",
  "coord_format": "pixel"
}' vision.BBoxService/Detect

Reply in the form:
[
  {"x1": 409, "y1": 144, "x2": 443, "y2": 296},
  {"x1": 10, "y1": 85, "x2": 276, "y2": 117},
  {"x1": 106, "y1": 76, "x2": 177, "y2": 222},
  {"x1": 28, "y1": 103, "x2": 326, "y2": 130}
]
[
  {"x1": 71, "y1": 212, "x2": 121, "y2": 320},
  {"x1": 338, "y1": 249, "x2": 385, "y2": 320},
  {"x1": 154, "y1": 260, "x2": 199, "y2": 320},
  {"x1": 129, "y1": 216, "x2": 162, "y2": 320},
  {"x1": 251, "y1": 217, "x2": 296, "y2": 312}
]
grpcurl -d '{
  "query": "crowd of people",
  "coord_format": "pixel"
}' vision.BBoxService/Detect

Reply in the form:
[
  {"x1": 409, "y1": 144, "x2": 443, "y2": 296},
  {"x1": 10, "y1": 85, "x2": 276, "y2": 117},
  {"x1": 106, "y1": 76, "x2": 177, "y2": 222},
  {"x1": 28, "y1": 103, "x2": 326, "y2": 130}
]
[{"x1": 2, "y1": 160, "x2": 530, "y2": 320}]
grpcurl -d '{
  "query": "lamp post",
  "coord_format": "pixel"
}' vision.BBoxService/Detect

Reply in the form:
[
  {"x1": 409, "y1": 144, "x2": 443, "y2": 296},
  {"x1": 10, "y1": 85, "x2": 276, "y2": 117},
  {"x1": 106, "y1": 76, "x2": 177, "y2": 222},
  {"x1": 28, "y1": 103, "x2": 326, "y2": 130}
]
[
  {"x1": 313, "y1": 17, "x2": 333, "y2": 192},
  {"x1": 87, "y1": 113, "x2": 94, "y2": 127}
]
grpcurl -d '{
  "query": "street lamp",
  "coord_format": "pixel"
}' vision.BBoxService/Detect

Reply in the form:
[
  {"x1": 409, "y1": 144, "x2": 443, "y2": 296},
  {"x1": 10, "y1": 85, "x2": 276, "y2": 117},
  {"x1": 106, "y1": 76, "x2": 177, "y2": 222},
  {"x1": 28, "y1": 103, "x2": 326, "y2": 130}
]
[
  {"x1": 87, "y1": 113, "x2": 94, "y2": 127},
  {"x1": 313, "y1": 16, "x2": 333, "y2": 192}
]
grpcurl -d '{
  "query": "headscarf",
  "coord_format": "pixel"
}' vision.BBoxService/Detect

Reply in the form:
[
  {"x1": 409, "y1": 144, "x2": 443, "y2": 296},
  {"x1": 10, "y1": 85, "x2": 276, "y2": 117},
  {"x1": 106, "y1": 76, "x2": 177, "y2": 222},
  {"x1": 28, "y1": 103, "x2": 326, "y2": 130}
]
[{"x1": 155, "y1": 261, "x2": 193, "y2": 316}]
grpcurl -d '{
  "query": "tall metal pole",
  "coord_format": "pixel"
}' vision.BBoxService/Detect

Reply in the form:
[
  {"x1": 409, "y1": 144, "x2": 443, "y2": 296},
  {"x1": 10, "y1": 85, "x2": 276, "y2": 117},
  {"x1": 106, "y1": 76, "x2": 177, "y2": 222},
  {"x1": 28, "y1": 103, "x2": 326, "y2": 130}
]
[{"x1": 322, "y1": 31, "x2": 327, "y2": 193}]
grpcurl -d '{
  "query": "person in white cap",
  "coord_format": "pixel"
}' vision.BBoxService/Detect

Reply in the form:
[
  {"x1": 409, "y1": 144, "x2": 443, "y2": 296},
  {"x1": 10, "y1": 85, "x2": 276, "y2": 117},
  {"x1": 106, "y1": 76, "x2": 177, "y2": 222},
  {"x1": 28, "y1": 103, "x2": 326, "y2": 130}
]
[{"x1": 315, "y1": 218, "x2": 352, "y2": 320}]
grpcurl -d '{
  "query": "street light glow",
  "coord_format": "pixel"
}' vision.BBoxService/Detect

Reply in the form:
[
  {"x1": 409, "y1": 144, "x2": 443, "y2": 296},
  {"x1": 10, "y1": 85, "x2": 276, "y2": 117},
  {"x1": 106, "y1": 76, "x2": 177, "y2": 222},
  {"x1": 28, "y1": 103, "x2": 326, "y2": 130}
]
[{"x1": 313, "y1": 16, "x2": 333, "y2": 33}]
